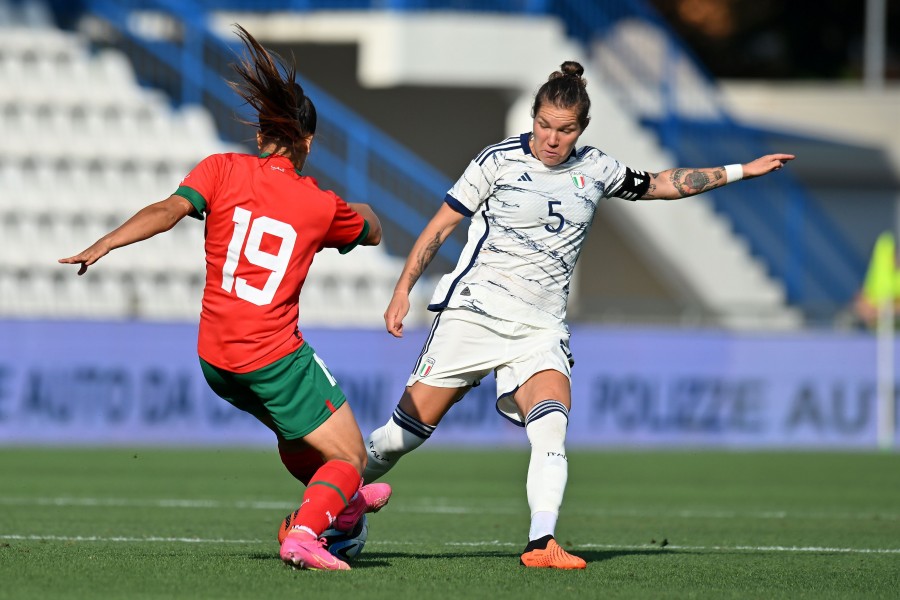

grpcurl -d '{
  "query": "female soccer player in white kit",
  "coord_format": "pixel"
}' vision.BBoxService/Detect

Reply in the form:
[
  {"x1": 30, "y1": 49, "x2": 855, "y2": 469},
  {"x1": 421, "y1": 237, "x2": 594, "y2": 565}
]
[{"x1": 364, "y1": 61, "x2": 795, "y2": 569}]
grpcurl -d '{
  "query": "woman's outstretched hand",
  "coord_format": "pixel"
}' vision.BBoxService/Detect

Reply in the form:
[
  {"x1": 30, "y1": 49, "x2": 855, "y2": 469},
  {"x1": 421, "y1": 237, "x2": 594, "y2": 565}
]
[
  {"x1": 59, "y1": 239, "x2": 111, "y2": 276},
  {"x1": 742, "y1": 153, "x2": 796, "y2": 179}
]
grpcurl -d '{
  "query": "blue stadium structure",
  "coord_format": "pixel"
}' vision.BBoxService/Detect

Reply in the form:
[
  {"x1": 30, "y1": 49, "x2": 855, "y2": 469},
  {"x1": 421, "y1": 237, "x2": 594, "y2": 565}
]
[{"x1": 0, "y1": 0, "x2": 879, "y2": 328}]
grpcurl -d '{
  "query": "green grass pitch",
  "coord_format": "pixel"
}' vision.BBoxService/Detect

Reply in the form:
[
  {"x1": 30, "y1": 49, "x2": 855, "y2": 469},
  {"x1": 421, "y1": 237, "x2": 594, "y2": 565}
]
[{"x1": 1, "y1": 447, "x2": 898, "y2": 599}]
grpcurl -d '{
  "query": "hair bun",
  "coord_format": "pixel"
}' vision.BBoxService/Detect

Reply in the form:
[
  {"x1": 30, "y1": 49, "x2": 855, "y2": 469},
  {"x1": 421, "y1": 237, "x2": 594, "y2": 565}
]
[
  {"x1": 531, "y1": 59, "x2": 591, "y2": 132},
  {"x1": 547, "y1": 61, "x2": 585, "y2": 85},
  {"x1": 560, "y1": 61, "x2": 584, "y2": 78}
]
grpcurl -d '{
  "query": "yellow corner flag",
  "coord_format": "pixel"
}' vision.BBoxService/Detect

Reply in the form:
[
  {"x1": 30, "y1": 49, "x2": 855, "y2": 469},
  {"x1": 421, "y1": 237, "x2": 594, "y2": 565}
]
[
  {"x1": 863, "y1": 231, "x2": 896, "y2": 305},
  {"x1": 864, "y1": 231, "x2": 899, "y2": 451}
]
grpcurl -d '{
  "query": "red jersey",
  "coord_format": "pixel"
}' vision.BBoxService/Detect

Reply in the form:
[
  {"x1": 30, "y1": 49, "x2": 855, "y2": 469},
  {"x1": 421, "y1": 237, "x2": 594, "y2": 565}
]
[{"x1": 174, "y1": 153, "x2": 367, "y2": 373}]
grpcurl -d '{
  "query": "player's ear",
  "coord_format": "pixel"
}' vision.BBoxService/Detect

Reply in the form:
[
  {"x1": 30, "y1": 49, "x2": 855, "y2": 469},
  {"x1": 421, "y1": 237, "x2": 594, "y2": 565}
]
[
  {"x1": 300, "y1": 135, "x2": 313, "y2": 154},
  {"x1": 256, "y1": 130, "x2": 263, "y2": 150}
]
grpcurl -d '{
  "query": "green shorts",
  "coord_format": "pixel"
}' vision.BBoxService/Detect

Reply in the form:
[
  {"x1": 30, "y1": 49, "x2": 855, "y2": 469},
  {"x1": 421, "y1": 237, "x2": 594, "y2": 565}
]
[{"x1": 200, "y1": 342, "x2": 347, "y2": 440}]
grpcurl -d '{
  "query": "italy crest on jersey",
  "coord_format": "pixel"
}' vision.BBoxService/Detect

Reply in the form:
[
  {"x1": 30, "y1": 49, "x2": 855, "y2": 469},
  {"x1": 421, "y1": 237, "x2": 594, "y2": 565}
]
[{"x1": 571, "y1": 172, "x2": 586, "y2": 189}]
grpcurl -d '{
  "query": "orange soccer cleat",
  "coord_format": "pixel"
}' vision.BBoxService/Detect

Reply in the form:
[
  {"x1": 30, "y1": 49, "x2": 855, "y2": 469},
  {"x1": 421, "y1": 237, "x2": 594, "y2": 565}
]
[
  {"x1": 278, "y1": 507, "x2": 302, "y2": 545},
  {"x1": 519, "y1": 536, "x2": 586, "y2": 570}
]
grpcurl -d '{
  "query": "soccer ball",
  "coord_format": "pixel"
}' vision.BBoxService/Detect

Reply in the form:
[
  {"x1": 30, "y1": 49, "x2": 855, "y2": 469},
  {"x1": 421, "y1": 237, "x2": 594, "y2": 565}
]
[
  {"x1": 277, "y1": 509, "x2": 368, "y2": 561},
  {"x1": 321, "y1": 514, "x2": 368, "y2": 561}
]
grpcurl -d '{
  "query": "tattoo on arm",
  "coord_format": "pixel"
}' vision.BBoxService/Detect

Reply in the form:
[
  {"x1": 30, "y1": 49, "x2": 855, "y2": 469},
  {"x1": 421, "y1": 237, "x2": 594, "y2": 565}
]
[
  {"x1": 646, "y1": 182, "x2": 657, "y2": 196},
  {"x1": 670, "y1": 167, "x2": 726, "y2": 197},
  {"x1": 406, "y1": 230, "x2": 443, "y2": 292}
]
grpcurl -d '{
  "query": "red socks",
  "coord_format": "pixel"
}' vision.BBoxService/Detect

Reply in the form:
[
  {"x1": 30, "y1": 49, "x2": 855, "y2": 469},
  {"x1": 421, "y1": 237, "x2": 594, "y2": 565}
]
[
  {"x1": 291, "y1": 460, "x2": 361, "y2": 537},
  {"x1": 279, "y1": 446, "x2": 324, "y2": 485}
]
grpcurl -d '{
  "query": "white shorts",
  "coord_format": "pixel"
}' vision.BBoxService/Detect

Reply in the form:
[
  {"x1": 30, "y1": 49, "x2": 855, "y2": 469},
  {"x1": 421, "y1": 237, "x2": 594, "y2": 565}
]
[{"x1": 407, "y1": 308, "x2": 573, "y2": 425}]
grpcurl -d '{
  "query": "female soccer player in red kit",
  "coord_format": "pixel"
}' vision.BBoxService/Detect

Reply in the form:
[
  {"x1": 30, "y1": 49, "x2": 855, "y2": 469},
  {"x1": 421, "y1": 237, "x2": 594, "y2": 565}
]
[{"x1": 59, "y1": 25, "x2": 390, "y2": 571}]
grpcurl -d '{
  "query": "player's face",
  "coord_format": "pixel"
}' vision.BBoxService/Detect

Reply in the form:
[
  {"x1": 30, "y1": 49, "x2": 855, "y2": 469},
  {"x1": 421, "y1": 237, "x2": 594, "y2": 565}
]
[{"x1": 530, "y1": 104, "x2": 583, "y2": 167}]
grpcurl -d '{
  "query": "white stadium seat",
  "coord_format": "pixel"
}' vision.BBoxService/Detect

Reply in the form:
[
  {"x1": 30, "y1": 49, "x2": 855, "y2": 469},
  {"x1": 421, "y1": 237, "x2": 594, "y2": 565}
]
[{"x1": 0, "y1": 13, "x2": 409, "y2": 325}]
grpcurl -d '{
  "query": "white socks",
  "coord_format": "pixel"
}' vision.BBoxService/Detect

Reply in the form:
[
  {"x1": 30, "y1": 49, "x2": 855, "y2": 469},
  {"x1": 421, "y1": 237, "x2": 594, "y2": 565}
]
[
  {"x1": 364, "y1": 399, "x2": 570, "y2": 544},
  {"x1": 363, "y1": 406, "x2": 434, "y2": 483},
  {"x1": 524, "y1": 400, "x2": 569, "y2": 541}
]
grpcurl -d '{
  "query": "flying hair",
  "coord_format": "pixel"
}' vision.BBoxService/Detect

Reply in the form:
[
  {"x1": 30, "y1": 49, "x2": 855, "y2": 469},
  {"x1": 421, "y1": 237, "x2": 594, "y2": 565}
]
[
  {"x1": 228, "y1": 24, "x2": 317, "y2": 170},
  {"x1": 532, "y1": 61, "x2": 591, "y2": 130}
]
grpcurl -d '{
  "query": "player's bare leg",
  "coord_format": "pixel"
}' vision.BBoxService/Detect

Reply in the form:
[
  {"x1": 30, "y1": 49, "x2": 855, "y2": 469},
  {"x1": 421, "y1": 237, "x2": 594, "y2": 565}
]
[
  {"x1": 273, "y1": 418, "x2": 391, "y2": 539},
  {"x1": 279, "y1": 403, "x2": 365, "y2": 570}
]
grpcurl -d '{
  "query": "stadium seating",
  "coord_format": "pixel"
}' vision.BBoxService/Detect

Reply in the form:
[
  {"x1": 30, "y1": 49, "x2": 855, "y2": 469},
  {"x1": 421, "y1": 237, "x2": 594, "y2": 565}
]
[{"x1": 0, "y1": 0, "x2": 419, "y2": 326}]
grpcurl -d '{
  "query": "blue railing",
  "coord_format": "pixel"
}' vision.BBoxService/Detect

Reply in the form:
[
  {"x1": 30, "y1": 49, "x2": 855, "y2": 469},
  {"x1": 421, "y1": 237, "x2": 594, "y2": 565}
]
[
  {"x1": 61, "y1": 0, "x2": 865, "y2": 314},
  {"x1": 527, "y1": 0, "x2": 864, "y2": 311},
  {"x1": 562, "y1": 1, "x2": 866, "y2": 310},
  {"x1": 641, "y1": 118, "x2": 866, "y2": 315},
  {"x1": 144, "y1": 0, "x2": 866, "y2": 311},
  {"x1": 80, "y1": 0, "x2": 464, "y2": 266}
]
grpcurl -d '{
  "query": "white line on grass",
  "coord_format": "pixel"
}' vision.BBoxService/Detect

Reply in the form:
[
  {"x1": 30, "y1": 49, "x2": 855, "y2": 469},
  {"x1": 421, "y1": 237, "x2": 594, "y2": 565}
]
[
  {"x1": 1, "y1": 496, "x2": 897, "y2": 522},
  {"x1": 0, "y1": 534, "x2": 261, "y2": 543},
  {"x1": 2, "y1": 534, "x2": 899, "y2": 555},
  {"x1": 0, "y1": 497, "x2": 292, "y2": 510},
  {"x1": 584, "y1": 507, "x2": 900, "y2": 521},
  {"x1": 446, "y1": 540, "x2": 900, "y2": 554}
]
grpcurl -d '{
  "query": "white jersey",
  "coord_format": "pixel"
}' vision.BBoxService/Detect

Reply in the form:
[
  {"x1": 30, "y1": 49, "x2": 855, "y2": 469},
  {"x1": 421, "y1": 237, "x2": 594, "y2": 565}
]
[{"x1": 428, "y1": 133, "x2": 647, "y2": 329}]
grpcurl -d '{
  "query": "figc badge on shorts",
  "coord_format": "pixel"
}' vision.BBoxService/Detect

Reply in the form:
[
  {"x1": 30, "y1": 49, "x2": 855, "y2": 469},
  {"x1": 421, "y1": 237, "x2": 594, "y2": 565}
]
[{"x1": 418, "y1": 357, "x2": 436, "y2": 377}]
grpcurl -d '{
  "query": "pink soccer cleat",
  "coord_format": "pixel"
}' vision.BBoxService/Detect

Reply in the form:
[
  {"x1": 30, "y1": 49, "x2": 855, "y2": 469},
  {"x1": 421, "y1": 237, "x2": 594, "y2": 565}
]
[
  {"x1": 332, "y1": 482, "x2": 392, "y2": 532},
  {"x1": 280, "y1": 529, "x2": 351, "y2": 571}
]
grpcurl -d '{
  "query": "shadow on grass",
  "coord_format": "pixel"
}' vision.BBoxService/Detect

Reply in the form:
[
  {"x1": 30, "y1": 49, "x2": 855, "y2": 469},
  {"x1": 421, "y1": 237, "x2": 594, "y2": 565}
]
[
  {"x1": 577, "y1": 548, "x2": 674, "y2": 563},
  {"x1": 248, "y1": 552, "x2": 391, "y2": 569},
  {"x1": 249, "y1": 547, "x2": 676, "y2": 569}
]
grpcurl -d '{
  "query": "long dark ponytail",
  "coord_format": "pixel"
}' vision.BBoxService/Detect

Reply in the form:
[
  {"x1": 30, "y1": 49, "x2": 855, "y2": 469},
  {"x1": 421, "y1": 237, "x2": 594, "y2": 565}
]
[{"x1": 228, "y1": 24, "x2": 317, "y2": 171}]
